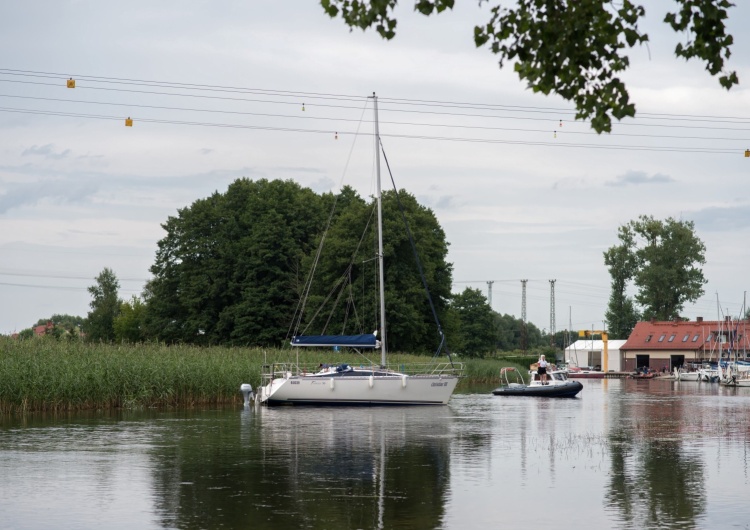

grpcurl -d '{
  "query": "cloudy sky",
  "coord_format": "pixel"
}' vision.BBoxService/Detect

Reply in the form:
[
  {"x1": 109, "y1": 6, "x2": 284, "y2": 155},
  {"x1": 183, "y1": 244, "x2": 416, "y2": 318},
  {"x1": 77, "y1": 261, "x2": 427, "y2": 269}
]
[{"x1": 1, "y1": 1, "x2": 749, "y2": 336}]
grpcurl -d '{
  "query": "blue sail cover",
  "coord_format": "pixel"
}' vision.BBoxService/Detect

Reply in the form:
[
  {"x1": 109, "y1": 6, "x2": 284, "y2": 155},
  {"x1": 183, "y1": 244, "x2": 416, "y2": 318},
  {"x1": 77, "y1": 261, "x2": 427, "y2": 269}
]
[{"x1": 291, "y1": 334, "x2": 378, "y2": 348}]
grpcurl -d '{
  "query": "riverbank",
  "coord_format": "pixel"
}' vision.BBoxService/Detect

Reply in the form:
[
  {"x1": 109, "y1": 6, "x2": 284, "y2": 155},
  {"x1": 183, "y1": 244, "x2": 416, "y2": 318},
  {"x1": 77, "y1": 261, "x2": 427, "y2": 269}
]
[{"x1": 0, "y1": 338, "x2": 532, "y2": 414}]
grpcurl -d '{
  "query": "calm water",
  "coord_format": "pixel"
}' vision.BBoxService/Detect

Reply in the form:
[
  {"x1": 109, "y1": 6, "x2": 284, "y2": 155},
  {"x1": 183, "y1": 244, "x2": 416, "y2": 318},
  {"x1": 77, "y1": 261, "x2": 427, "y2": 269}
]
[{"x1": 2, "y1": 379, "x2": 750, "y2": 529}]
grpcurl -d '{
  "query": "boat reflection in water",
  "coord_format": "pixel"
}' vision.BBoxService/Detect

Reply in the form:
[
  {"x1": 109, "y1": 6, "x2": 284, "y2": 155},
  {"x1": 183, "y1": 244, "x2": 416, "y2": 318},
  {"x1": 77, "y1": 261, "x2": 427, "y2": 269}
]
[
  {"x1": 5, "y1": 380, "x2": 750, "y2": 529},
  {"x1": 149, "y1": 406, "x2": 453, "y2": 529}
]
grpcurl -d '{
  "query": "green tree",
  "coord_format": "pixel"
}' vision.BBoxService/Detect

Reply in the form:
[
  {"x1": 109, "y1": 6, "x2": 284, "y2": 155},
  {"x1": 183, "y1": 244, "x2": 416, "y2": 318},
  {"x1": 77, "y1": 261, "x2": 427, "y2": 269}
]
[
  {"x1": 86, "y1": 268, "x2": 121, "y2": 342},
  {"x1": 298, "y1": 187, "x2": 454, "y2": 353},
  {"x1": 114, "y1": 296, "x2": 147, "y2": 343},
  {"x1": 603, "y1": 226, "x2": 641, "y2": 338},
  {"x1": 144, "y1": 179, "x2": 454, "y2": 352},
  {"x1": 450, "y1": 288, "x2": 496, "y2": 357},
  {"x1": 379, "y1": 189, "x2": 453, "y2": 353},
  {"x1": 321, "y1": 0, "x2": 738, "y2": 133},
  {"x1": 34, "y1": 314, "x2": 86, "y2": 339},
  {"x1": 606, "y1": 216, "x2": 706, "y2": 322},
  {"x1": 492, "y1": 313, "x2": 545, "y2": 351},
  {"x1": 17, "y1": 328, "x2": 34, "y2": 339},
  {"x1": 145, "y1": 178, "x2": 328, "y2": 346}
]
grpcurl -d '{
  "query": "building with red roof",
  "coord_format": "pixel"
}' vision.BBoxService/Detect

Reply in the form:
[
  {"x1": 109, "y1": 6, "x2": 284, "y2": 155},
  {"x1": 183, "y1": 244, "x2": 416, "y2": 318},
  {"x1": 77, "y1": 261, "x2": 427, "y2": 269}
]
[{"x1": 620, "y1": 317, "x2": 750, "y2": 371}]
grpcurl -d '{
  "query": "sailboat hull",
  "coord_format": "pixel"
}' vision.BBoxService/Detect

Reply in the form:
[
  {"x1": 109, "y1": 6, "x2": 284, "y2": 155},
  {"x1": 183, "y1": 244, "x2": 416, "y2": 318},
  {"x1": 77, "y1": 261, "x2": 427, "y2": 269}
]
[{"x1": 260, "y1": 374, "x2": 459, "y2": 406}]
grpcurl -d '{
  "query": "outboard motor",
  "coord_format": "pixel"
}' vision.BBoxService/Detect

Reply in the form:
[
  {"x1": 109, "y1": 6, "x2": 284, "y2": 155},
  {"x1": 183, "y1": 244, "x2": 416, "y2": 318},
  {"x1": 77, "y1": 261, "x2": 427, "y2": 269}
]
[{"x1": 240, "y1": 383, "x2": 254, "y2": 408}]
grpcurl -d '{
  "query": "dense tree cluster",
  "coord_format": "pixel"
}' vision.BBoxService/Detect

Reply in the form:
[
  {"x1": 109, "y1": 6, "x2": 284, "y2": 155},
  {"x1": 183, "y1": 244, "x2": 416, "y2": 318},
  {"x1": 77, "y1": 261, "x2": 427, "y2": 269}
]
[
  {"x1": 16, "y1": 178, "x2": 571, "y2": 356},
  {"x1": 137, "y1": 178, "x2": 457, "y2": 352}
]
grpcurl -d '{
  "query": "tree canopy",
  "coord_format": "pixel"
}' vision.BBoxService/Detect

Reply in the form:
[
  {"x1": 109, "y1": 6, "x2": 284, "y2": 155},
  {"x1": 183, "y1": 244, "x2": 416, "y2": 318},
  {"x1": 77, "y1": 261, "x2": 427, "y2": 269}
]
[
  {"x1": 86, "y1": 267, "x2": 121, "y2": 342},
  {"x1": 604, "y1": 215, "x2": 706, "y2": 324},
  {"x1": 320, "y1": 0, "x2": 738, "y2": 133},
  {"x1": 604, "y1": 228, "x2": 641, "y2": 339},
  {"x1": 143, "y1": 178, "x2": 454, "y2": 351},
  {"x1": 450, "y1": 288, "x2": 496, "y2": 357},
  {"x1": 144, "y1": 178, "x2": 328, "y2": 346}
]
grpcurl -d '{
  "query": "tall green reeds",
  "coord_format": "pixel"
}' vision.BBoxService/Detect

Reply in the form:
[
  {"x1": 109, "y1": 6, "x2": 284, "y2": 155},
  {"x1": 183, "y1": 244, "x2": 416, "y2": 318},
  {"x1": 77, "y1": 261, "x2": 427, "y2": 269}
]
[{"x1": 0, "y1": 337, "x2": 519, "y2": 413}]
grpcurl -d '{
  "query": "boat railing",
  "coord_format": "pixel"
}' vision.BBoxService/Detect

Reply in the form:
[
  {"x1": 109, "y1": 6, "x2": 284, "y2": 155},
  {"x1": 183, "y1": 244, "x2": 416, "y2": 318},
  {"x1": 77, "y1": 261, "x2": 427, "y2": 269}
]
[
  {"x1": 260, "y1": 361, "x2": 464, "y2": 380},
  {"x1": 398, "y1": 362, "x2": 464, "y2": 377}
]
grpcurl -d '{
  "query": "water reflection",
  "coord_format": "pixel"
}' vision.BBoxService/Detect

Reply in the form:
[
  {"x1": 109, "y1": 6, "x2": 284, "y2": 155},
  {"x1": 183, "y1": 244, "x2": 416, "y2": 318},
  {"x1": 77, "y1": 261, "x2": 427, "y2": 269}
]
[
  {"x1": 148, "y1": 407, "x2": 453, "y2": 529},
  {"x1": 3, "y1": 381, "x2": 750, "y2": 529},
  {"x1": 604, "y1": 380, "x2": 736, "y2": 530}
]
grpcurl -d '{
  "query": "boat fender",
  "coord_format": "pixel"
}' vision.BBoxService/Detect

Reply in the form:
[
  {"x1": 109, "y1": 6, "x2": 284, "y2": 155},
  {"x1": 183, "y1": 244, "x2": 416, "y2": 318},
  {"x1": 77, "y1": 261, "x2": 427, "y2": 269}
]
[
  {"x1": 369, "y1": 375, "x2": 374, "y2": 388},
  {"x1": 330, "y1": 378, "x2": 335, "y2": 390},
  {"x1": 401, "y1": 375, "x2": 407, "y2": 388}
]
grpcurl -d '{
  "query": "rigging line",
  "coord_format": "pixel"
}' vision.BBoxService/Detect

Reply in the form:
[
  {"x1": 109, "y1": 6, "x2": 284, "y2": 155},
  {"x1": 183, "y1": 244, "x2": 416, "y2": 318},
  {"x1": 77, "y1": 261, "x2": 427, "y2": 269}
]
[
  {"x1": 0, "y1": 106, "x2": 740, "y2": 154},
  {"x1": 4, "y1": 94, "x2": 749, "y2": 142},
  {"x1": 289, "y1": 101, "x2": 372, "y2": 339},
  {"x1": 336, "y1": 99, "x2": 370, "y2": 189},
  {"x1": 379, "y1": 137, "x2": 449, "y2": 359},
  {"x1": 4, "y1": 68, "x2": 750, "y2": 123},
  {"x1": 297, "y1": 266, "x2": 354, "y2": 337},
  {"x1": 298, "y1": 209, "x2": 378, "y2": 336}
]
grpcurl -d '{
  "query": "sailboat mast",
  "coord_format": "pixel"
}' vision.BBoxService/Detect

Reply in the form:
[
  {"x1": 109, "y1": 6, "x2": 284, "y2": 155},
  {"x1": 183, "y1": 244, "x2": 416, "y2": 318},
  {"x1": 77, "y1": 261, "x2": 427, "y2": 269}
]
[{"x1": 373, "y1": 93, "x2": 387, "y2": 367}]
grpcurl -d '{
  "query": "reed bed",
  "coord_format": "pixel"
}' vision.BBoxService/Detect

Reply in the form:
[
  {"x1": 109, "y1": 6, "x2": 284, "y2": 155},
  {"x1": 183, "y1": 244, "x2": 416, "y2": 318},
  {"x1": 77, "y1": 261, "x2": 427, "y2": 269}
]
[{"x1": 0, "y1": 337, "x2": 519, "y2": 414}]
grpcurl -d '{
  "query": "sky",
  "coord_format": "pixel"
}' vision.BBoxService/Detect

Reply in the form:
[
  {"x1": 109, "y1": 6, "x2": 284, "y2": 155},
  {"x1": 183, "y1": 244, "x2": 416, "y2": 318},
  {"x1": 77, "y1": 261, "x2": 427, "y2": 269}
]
[{"x1": 1, "y1": 1, "x2": 749, "y2": 336}]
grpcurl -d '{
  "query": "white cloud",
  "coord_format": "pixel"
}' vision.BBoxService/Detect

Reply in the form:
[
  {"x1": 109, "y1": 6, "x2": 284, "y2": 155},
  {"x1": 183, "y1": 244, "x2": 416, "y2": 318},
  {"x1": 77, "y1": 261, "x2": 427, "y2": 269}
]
[{"x1": 605, "y1": 170, "x2": 675, "y2": 187}]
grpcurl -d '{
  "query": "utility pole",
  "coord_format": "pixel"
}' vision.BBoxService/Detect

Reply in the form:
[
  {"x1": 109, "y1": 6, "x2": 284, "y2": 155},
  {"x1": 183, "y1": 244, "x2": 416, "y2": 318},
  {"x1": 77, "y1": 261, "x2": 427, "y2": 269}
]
[
  {"x1": 549, "y1": 279, "x2": 556, "y2": 348},
  {"x1": 486, "y1": 280, "x2": 494, "y2": 309},
  {"x1": 521, "y1": 279, "x2": 528, "y2": 353}
]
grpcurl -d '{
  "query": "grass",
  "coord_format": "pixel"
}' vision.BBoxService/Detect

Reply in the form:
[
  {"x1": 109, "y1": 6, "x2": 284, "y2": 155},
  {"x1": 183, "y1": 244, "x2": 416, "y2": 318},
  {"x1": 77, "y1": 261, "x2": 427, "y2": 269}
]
[{"x1": 0, "y1": 337, "x2": 531, "y2": 414}]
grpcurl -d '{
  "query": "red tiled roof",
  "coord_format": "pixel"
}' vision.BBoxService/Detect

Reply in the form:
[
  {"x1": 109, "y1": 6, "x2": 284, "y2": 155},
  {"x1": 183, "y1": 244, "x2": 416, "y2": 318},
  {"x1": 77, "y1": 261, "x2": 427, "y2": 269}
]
[
  {"x1": 621, "y1": 319, "x2": 750, "y2": 353},
  {"x1": 33, "y1": 321, "x2": 54, "y2": 336}
]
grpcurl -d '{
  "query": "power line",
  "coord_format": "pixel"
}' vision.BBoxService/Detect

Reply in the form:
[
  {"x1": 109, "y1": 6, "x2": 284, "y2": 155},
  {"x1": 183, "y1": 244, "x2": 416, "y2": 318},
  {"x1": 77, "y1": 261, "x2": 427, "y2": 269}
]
[
  {"x1": 3, "y1": 67, "x2": 750, "y2": 124},
  {"x1": 2, "y1": 72, "x2": 750, "y2": 133},
  {"x1": 3, "y1": 93, "x2": 747, "y2": 142},
  {"x1": 0, "y1": 105, "x2": 741, "y2": 155},
  {"x1": 0, "y1": 270, "x2": 148, "y2": 282}
]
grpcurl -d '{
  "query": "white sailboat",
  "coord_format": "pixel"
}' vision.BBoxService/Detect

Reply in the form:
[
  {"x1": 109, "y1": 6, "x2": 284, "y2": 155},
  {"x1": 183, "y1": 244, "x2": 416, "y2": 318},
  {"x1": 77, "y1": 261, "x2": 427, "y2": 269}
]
[{"x1": 258, "y1": 94, "x2": 462, "y2": 406}]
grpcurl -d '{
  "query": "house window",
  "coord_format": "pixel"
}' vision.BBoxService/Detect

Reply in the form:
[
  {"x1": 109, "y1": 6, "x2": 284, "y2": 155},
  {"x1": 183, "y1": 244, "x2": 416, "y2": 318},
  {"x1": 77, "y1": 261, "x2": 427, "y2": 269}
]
[
  {"x1": 692, "y1": 334, "x2": 700, "y2": 342},
  {"x1": 668, "y1": 334, "x2": 676, "y2": 342},
  {"x1": 645, "y1": 335, "x2": 652, "y2": 343},
  {"x1": 682, "y1": 334, "x2": 689, "y2": 342},
  {"x1": 658, "y1": 334, "x2": 666, "y2": 342}
]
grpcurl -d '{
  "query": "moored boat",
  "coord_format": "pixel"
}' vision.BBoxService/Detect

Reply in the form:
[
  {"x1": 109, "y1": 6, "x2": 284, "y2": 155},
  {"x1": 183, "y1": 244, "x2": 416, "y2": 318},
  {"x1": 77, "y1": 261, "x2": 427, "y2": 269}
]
[
  {"x1": 566, "y1": 367, "x2": 606, "y2": 379},
  {"x1": 257, "y1": 94, "x2": 463, "y2": 406},
  {"x1": 674, "y1": 367, "x2": 702, "y2": 382}
]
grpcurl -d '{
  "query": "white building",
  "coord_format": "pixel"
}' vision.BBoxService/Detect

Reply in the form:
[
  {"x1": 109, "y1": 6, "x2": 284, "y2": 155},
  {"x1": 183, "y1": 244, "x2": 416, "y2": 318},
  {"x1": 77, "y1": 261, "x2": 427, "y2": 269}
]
[{"x1": 564, "y1": 339, "x2": 627, "y2": 372}]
